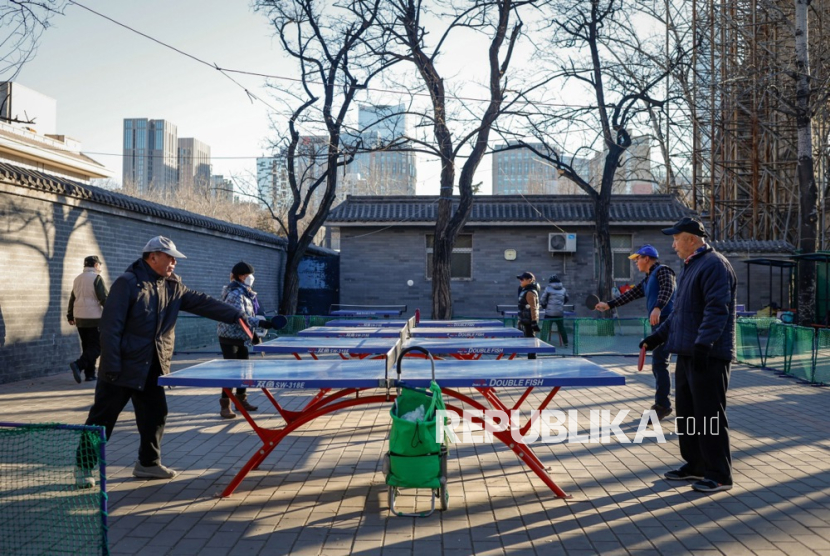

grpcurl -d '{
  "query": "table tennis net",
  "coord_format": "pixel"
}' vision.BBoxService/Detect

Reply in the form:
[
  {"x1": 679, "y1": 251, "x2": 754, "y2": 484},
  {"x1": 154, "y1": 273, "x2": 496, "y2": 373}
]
[{"x1": 0, "y1": 423, "x2": 108, "y2": 556}]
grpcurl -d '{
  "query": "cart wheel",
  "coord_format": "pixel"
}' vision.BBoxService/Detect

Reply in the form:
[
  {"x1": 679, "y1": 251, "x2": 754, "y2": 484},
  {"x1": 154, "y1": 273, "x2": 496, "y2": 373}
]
[
  {"x1": 382, "y1": 453, "x2": 390, "y2": 476},
  {"x1": 439, "y1": 483, "x2": 449, "y2": 511},
  {"x1": 388, "y1": 485, "x2": 395, "y2": 512}
]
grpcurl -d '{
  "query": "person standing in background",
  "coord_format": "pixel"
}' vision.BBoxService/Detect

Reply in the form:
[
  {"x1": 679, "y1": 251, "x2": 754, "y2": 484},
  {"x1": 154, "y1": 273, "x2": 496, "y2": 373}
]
[
  {"x1": 67, "y1": 255, "x2": 108, "y2": 383},
  {"x1": 540, "y1": 274, "x2": 569, "y2": 348},
  {"x1": 516, "y1": 272, "x2": 541, "y2": 360}
]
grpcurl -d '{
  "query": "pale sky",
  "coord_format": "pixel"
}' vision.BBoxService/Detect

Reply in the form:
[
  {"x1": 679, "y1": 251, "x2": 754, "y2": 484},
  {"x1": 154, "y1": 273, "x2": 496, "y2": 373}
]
[{"x1": 14, "y1": 0, "x2": 468, "y2": 195}]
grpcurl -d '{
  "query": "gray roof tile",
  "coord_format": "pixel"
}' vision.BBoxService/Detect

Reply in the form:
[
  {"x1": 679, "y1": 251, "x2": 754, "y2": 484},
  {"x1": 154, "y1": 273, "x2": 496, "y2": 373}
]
[
  {"x1": 327, "y1": 194, "x2": 693, "y2": 225},
  {"x1": 710, "y1": 239, "x2": 795, "y2": 254}
]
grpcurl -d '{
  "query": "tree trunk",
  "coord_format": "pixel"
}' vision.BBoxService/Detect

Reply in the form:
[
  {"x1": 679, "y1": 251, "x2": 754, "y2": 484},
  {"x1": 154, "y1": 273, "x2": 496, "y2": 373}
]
[
  {"x1": 596, "y1": 151, "x2": 620, "y2": 303},
  {"x1": 280, "y1": 244, "x2": 301, "y2": 316},
  {"x1": 431, "y1": 233, "x2": 454, "y2": 319},
  {"x1": 795, "y1": 0, "x2": 817, "y2": 325}
]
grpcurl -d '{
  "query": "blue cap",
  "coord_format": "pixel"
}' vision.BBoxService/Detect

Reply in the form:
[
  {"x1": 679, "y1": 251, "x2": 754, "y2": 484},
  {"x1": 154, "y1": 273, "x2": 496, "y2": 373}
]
[{"x1": 628, "y1": 244, "x2": 659, "y2": 260}]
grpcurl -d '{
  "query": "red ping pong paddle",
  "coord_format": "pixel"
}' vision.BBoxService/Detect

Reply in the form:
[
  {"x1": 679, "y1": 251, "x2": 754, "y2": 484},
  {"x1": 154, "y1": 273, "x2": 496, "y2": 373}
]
[
  {"x1": 238, "y1": 317, "x2": 254, "y2": 341},
  {"x1": 637, "y1": 344, "x2": 646, "y2": 372}
]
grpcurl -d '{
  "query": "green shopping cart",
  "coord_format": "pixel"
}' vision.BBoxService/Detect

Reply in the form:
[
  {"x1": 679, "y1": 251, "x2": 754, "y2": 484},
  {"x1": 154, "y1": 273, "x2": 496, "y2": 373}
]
[{"x1": 383, "y1": 346, "x2": 451, "y2": 517}]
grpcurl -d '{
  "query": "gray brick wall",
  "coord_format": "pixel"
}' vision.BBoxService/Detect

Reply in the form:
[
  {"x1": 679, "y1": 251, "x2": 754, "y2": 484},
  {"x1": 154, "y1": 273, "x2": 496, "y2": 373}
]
[
  {"x1": 339, "y1": 224, "x2": 779, "y2": 319},
  {"x1": 0, "y1": 180, "x2": 335, "y2": 383}
]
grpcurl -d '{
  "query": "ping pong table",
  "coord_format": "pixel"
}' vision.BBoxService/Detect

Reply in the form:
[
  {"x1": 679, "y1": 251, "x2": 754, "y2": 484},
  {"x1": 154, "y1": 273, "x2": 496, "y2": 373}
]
[
  {"x1": 329, "y1": 304, "x2": 407, "y2": 317},
  {"x1": 159, "y1": 356, "x2": 624, "y2": 499},
  {"x1": 298, "y1": 326, "x2": 524, "y2": 338},
  {"x1": 324, "y1": 319, "x2": 505, "y2": 328},
  {"x1": 253, "y1": 336, "x2": 557, "y2": 359}
]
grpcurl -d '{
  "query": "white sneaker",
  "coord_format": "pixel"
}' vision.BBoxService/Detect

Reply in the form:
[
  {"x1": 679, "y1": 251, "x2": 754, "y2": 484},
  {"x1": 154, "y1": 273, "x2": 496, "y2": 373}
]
[
  {"x1": 133, "y1": 462, "x2": 178, "y2": 480},
  {"x1": 75, "y1": 467, "x2": 95, "y2": 489}
]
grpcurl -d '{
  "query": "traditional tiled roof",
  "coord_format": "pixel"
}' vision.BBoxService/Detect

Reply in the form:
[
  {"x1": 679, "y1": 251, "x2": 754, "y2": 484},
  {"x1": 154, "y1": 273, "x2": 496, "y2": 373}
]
[
  {"x1": 0, "y1": 162, "x2": 334, "y2": 255},
  {"x1": 710, "y1": 239, "x2": 795, "y2": 254},
  {"x1": 327, "y1": 194, "x2": 694, "y2": 225}
]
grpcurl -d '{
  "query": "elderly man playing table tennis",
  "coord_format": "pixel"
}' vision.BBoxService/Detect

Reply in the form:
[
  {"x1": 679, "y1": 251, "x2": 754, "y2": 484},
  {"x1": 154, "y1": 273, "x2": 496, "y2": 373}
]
[
  {"x1": 595, "y1": 244, "x2": 676, "y2": 420},
  {"x1": 74, "y1": 236, "x2": 266, "y2": 488}
]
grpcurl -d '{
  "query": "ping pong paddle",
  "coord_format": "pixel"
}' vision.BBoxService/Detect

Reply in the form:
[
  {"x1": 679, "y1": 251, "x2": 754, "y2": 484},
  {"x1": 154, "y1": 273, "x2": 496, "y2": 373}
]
[
  {"x1": 637, "y1": 344, "x2": 646, "y2": 372},
  {"x1": 586, "y1": 294, "x2": 600, "y2": 311},
  {"x1": 270, "y1": 315, "x2": 288, "y2": 330},
  {"x1": 238, "y1": 317, "x2": 254, "y2": 341}
]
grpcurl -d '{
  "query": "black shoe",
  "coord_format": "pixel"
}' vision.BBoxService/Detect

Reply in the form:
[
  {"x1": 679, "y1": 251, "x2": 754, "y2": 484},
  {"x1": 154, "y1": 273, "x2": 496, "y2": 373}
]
[
  {"x1": 85, "y1": 375, "x2": 97, "y2": 382},
  {"x1": 650, "y1": 404, "x2": 673, "y2": 420},
  {"x1": 70, "y1": 362, "x2": 82, "y2": 384},
  {"x1": 692, "y1": 479, "x2": 733, "y2": 493},
  {"x1": 664, "y1": 468, "x2": 704, "y2": 481}
]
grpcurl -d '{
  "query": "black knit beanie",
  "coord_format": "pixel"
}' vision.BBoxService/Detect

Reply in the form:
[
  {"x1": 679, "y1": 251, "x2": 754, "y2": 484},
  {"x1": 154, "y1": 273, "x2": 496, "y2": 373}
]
[{"x1": 232, "y1": 261, "x2": 254, "y2": 277}]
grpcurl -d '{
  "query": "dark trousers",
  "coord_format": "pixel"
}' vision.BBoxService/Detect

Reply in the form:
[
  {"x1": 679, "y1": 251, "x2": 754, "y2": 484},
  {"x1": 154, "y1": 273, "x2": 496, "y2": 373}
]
[
  {"x1": 675, "y1": 355, "x2": 732, "y2": 485},
  {"x1": 77, "y1": 358, "x2": 167, "y2": 469},
  {"x1": 518, "y1": 322, "x2": 537, "y2": 359},
  {"x1": 545, "y1": 317, "x2": 568, "y2": 346},
  {"x1": 219, "y1": 342, "x2": 249, "y2": 397},
  {"x1": 651, "y1": 325, "x2": 672, "y2": 409},
  {"x1": 75, "y1": 326, "x2": 101, "y2": 379}
]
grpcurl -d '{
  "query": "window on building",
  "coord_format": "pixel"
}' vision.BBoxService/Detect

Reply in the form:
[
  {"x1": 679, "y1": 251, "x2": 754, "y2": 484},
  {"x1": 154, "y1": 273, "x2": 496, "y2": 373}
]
[
  {"x1": 426, "y1": 234, "x2": 472, "y2": 279},
  {"x1": 594, "y1": 234, "x2": 633, "y2": 281}
]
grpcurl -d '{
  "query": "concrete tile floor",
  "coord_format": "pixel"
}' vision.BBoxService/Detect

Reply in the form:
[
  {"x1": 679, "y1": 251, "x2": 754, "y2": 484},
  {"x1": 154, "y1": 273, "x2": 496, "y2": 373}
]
[{"x1": 2, "y1": 351, "x2": 829, "y2": 556}]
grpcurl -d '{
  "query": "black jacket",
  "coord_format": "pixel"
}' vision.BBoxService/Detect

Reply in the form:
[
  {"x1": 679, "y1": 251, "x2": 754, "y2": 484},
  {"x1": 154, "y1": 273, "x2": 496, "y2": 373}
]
[
  {"x1": 654, "y1": 246, "x2": 736, "y2": 361},
  {"x1": 99, "y1": 259, "x2": 243, "y2": 390}
]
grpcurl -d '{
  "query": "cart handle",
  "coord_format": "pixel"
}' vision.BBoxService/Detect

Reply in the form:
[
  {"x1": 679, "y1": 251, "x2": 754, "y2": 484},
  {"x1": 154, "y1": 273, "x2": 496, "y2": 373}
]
[{"x1": 396, "y1": 345, "x2": 436, "y2": 382}]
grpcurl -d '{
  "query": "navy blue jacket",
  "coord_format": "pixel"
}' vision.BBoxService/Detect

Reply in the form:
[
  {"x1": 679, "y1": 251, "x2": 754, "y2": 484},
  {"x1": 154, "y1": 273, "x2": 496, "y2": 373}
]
[{"x1": 654, "y1": 246, "x2": 737, "y2": 361}]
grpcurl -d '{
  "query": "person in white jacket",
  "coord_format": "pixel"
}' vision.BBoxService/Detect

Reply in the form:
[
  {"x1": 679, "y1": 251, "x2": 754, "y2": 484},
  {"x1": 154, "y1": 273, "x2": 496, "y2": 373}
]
[{"x1": 67, "y1": 256, "x2": 108, "y2": 383}]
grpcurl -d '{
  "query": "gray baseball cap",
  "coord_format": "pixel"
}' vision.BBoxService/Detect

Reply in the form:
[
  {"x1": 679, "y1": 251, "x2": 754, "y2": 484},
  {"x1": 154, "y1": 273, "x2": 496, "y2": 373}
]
[{"x1": 142, "y1": 236, "x2": 187, "y2": 259}]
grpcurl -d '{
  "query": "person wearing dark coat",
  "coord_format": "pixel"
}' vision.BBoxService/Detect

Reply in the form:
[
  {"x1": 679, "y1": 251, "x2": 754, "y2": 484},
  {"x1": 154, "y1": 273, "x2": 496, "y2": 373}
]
[
  {"x1": 75, "y1": 236, "x2": 260, "y2": 488},
  {"x1": 641, "y1": 217, "x2": 737, "y2": 494}
]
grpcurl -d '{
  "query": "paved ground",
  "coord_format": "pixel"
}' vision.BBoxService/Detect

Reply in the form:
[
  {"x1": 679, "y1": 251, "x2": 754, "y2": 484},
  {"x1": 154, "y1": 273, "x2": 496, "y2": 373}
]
[{"x1": 2, "y1": 350, "x2": 830, "y2": 556}]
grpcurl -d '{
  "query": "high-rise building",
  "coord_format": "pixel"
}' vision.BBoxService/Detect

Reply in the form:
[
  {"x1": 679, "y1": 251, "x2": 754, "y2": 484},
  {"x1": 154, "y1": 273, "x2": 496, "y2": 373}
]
[
  {"x1": 210, "y1": 174, "x2": 234, "y2": 202},
  {"x1": 0, "y1": 82, "x2": 57, "y2": 134},
  {"x1": 256, "y1": 156, "x2": 283, "y2": 208},
  {"x1": 123, "y1": 118, "x2": 178, "y2": 193},
  {"x1": 492, "y1": 142, "x2": 559, "y2": 195},
  {"x1": 345, "y1": 103, "x2": 416, "y2": 196},
  {"x1": 178, "y1": 137, "x2": 211, "y2": 191},
  {"x1": 588, "y1": 135, "x2": 653, "y2": 194}
]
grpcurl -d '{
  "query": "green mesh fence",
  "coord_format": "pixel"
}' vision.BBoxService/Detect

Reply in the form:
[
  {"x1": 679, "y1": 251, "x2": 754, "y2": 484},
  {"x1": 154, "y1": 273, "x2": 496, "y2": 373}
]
[
  {"x1": 786, "y1": 326, "x2": 816, "y2": 383},
  {"x1": 815, "y1": 329, "x2": 830, "y2": 385},
  {"x1": 736, "y1": 319, "x2": 765, "y2": 367},
  {"x1": 0, "y1": 423, "x2": 108, "y2": 556},
  {"x1": 571, "y1": 318, "x2": 649, "y2": 356},
  {"x1": 764, "y1": 322, "x2": 790, "y2": 372}
]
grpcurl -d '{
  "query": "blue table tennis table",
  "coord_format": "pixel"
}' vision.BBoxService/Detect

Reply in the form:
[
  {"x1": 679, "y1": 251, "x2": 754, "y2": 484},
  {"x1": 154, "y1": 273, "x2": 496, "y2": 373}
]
[
  {"x1": 254, "y1": 336, "x2": 556, "y2": 359},
  {"x1": 299, "y1": 326, "x2": 524, "y2": 338},
  {"x1": 324, "y1": 319, "x2": 506, "y2": 328},
  {"x1": 160, "y1": 357, "x2": 624, "y2": 499}
]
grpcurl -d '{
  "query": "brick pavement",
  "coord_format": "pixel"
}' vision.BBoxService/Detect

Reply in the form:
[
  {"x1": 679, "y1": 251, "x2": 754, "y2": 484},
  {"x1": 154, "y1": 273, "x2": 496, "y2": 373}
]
[{"x1": 2, "y1": 352, "x2": 830, "y2": 556}]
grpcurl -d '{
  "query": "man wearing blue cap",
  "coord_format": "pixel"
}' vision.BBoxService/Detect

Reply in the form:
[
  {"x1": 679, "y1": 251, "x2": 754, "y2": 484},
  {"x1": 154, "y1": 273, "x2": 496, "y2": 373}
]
[{"x1": 596, "y1": 244, "x2": 676, "y2": 420}]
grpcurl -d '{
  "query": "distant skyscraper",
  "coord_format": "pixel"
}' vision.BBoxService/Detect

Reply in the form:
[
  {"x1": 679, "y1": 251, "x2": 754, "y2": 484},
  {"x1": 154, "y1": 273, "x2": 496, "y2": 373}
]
[
  {"x1": 492, "y1": 142, "x2": 558, "y2": 195},
  {"x1": 178, "y1": 137, "x2": 211, "y2": 191},
  {"x1": 123, "y1": 118, "x2": 178, "y2": 193},
  {"x1": 210, "y1": 174, "x2": 234, "y2": 202},
  {"x1": 346, "y1": 103, "x2": 416, "y2": 196},
  {"x1": 256, "y1": 156, "x2": 284, "y2": 208}
]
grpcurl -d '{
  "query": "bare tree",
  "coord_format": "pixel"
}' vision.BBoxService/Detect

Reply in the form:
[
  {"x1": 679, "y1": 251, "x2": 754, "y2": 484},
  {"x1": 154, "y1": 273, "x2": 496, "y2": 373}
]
[
  {"x1": 496, "y1": 0, "x2": 685, "y2": 302},
  {"x1": 255, "y1": 0, "x2": 398, "y2": 315},
  {"x1": 378, "y1": 0, "x2": 532, "y2": 319}
]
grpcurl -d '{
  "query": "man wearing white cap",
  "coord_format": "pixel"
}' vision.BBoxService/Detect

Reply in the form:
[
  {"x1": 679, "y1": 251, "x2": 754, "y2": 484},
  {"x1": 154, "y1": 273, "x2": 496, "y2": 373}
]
[{"x1": 75, "y1": 236, "x2": 259, "y2": 487}]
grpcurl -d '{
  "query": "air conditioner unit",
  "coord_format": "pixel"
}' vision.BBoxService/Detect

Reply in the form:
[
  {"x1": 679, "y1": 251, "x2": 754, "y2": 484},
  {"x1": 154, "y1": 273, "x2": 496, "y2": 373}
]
[{"x1": 548, "y1": 232, "x2": 577, "y2": 253}]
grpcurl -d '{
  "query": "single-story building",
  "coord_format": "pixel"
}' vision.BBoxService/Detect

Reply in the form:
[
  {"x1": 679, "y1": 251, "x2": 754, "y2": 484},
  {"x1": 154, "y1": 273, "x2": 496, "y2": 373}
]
[{"x1": 327, "y1": 195, "x2": 796, "y2": 319}]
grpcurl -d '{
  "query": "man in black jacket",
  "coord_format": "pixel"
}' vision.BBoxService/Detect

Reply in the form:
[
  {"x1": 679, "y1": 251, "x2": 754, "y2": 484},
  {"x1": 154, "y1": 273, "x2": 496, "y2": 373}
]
[
  {"x1": 641, "y1": 217, "x2": 736, "y2": 494},
  {"x1": 75, "y1": 236, "x2": 265, "y2": 487}
]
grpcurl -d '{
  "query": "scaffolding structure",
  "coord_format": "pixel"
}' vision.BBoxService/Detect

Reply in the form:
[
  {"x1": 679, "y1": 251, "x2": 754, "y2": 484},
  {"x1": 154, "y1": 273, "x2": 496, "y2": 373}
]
[{"x1": 689, "y1": 0, "x2": 810, "y2": 244}]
